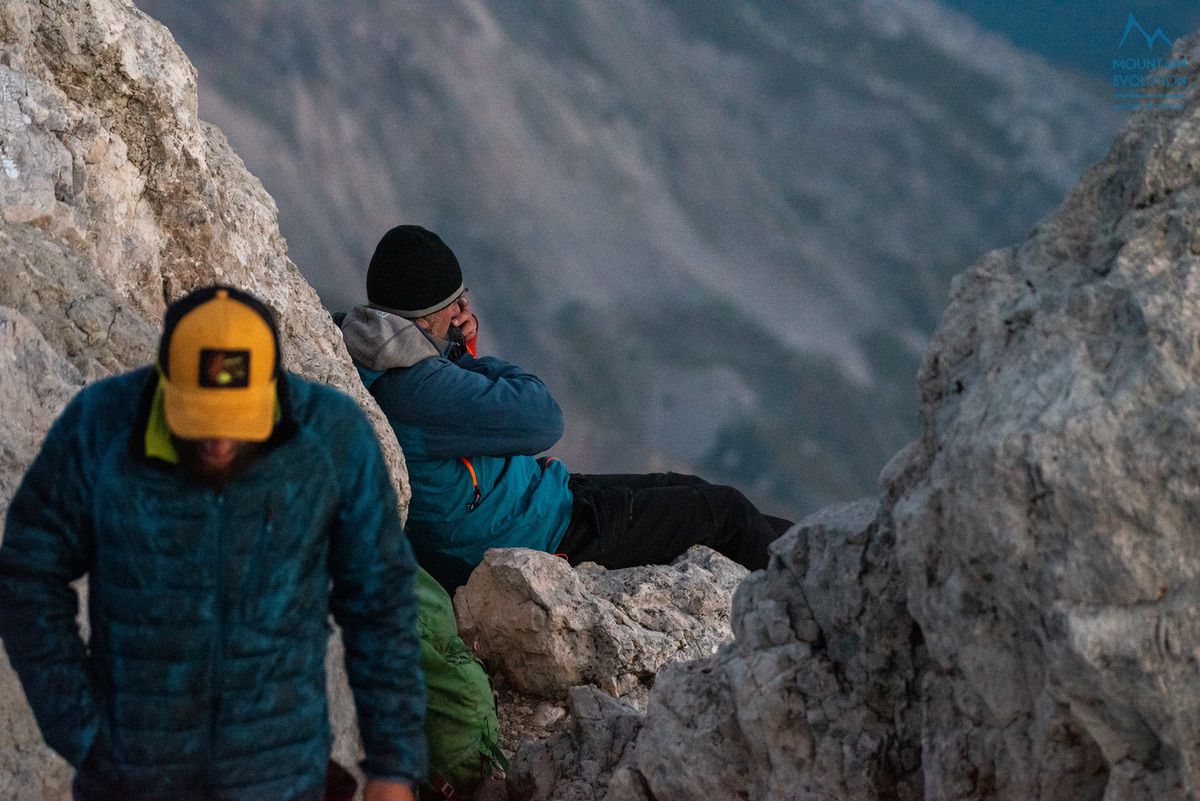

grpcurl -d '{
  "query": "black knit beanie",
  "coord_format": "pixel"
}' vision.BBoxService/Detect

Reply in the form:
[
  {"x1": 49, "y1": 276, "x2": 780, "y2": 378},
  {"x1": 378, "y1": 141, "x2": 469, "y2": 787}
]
[{"x1": 366, "y1": 225, "x2": 465, "y2": 318}]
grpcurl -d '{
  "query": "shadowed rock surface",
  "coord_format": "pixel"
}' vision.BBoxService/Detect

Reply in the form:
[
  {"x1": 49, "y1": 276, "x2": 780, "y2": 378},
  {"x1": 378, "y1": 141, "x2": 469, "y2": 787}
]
[
  {"x1": 636, "y1": 497, "x2": 924, "y2": 801},
  {"x1": 508, "y1": 499, "x2": 924, "y2": 801},
  {"x1": 891, "y1": 33, "x2": 1200, "y2": 800},
  {"x1": 508, "y1": 687, "x2": 650, "y2": 801}
]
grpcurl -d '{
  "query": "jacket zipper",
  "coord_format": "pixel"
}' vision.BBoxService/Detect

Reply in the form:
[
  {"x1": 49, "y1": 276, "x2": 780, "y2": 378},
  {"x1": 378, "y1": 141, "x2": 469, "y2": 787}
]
[
  {"x1": 460, "y1": 457, "x2": 482, "y2": 511},
  {"x1": 206, "y1": 491, "x2": 227, "y2": 795}
]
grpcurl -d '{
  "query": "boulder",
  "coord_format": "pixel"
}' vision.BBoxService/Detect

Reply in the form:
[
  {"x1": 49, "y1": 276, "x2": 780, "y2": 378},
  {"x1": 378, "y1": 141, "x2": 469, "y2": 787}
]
[
  {"x1": 501, "y1": 499, "x2": 922, "y2": 801},
  {"x1": 889, "y1": 33, "x2": 1200, "y2": 801},
  {"x1": 454, "y1": 546, "x2": 747, "y2": 701}
]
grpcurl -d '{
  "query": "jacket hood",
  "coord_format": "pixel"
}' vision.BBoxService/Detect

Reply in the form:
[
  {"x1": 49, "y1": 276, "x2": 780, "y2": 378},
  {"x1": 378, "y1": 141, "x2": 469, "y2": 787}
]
[{"x1": 341, "y1": 305, "x2": 440, "y2": 371}]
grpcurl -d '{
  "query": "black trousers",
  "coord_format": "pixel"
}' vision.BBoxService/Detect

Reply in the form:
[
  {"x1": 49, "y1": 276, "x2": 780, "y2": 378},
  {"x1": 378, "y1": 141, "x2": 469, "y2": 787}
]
[{"x1": 557, "y1": 472, "x2": 793, "y2": 572}]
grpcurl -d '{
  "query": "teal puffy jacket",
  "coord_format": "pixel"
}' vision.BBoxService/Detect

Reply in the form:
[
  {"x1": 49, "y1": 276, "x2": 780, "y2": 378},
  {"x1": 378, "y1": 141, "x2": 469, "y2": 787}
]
[
  {"x1": 0, "y1": 367, "x2": 426, "y2": 801},
  {"x1": 340, "y1": 307, "x2": 573, "y2": 590}
]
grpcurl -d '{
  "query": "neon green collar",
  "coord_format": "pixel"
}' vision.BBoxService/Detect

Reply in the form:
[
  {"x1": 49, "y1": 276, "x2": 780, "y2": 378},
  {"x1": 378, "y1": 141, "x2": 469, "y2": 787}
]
[{"x1": 144, "y1": 373, "x2": 179, "y2": 464}]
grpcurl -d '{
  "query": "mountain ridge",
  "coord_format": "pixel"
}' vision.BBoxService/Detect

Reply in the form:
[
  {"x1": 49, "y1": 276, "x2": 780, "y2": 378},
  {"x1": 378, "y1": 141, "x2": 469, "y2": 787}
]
[{"x1": 133, "y1": 0, "x2": 1120, "y2": 514}]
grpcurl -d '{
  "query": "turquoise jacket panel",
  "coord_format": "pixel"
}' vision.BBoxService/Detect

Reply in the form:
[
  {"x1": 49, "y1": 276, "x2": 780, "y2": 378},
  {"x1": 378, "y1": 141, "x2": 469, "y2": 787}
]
[
  {"x1": 0, "y1": 367, "x2": 427, "y2": 801},
  {"x1": 364, "y1": 356, "x2": 573, "y2": 590},
  {"x1": 340, "y1": 305, "x2": 573, "y2": 590}
]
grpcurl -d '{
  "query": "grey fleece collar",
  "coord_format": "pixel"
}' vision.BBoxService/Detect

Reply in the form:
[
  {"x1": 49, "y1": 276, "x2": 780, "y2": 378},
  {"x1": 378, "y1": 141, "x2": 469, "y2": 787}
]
[{"x1": 340, "y1": 305, "x2": 440, "y2": 371}]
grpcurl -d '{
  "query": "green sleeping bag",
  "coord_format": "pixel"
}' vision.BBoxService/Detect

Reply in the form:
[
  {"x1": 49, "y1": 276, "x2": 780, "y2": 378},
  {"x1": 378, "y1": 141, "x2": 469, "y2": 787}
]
[{"x1": 415, "y1": 566, "x2": 507, "y2": 795}]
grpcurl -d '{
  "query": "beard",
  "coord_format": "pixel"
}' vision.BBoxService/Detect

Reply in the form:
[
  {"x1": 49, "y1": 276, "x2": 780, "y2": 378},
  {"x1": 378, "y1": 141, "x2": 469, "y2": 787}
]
[{"x1": 173, "y1": 438, "x2": 264, "y2": 490}]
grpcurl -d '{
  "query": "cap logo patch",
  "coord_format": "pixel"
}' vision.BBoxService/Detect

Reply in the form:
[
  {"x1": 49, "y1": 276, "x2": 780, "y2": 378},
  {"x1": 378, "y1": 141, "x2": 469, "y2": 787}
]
[{"x1": 199, "y1": 349, "x2": 251, "y2": 388}]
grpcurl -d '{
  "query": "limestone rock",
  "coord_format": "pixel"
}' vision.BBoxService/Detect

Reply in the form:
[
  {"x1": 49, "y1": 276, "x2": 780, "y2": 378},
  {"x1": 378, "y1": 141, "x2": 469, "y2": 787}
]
[
  {"x1": 636, "y1": 500, "x2": 923, "y2": 801},
  {"x1": 501, "y1": 501, "x2": 923, "y2": 801},
  {"x1": 0, "y1": 0, "x2": 410, "y2": 796},
  {"x1": 0, "y1": 307, "x2": 84, "y2": 504},
  {"x1": 492, "y1": 684, "x2": 571, "y2": 768},
  {"x1": 0, "y1": 307, "x2": 82, "y2": 801},
  {"x1": 0, "y1": 0, "x2": 408, "y2": 490},
  {"x1": 888, "y1": 33, "x2": 1200, "y2": 801},
  {"x1": 507, "y1": 686, "x2": 649, "y2": 801},
  {"x1": 454, "y1": 546, "x2": 746, "y2": 701}
]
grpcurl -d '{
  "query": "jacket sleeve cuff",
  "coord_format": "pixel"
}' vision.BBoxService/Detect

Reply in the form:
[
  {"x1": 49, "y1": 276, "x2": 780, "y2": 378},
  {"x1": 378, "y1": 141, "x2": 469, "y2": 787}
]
[{"x1": 360, "y1": 745, "x2": 426, "y2": 787}]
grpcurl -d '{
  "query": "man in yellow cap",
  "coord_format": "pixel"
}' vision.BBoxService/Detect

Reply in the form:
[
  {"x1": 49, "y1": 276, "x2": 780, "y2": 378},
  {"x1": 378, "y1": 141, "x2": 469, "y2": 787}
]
[{"x1": 0, "y1": 286, "x2": 424, "y2": 801}]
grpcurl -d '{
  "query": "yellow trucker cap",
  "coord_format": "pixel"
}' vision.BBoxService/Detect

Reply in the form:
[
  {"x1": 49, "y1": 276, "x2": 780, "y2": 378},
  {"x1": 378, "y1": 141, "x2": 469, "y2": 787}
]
[{"x1": 159, "y1": 286, "x2": 280, "y2": 442}]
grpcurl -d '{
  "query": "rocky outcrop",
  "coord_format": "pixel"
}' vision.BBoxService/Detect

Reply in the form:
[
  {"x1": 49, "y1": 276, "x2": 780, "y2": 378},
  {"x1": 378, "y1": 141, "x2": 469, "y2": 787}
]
[
  {"x1": 508, "y1": 687, "x2": 650, "y2": 801},
  {"x1": 890, "y1": 36, "x2": 1200, "y2": 799},
  {"x1": 0, "y1": 0, "x2": 407, "y2": 477},
  {"x1": 509, "y1": 33, "x2": 1200, "y2": 801},
  {"x1": 0, "y1": 0, "x2": 410, "y2": 795},
  {"x1": 636, "y1": 497, "x2": 924, "y2": 801},
  {"x1": 455, "y1": 546, "x2": 746, "y2": 701},
  {"x1": 0, "y1": 309, "x2": 89, "y2": 801},
  {"x1": 509, "y1": 500, "x2": 923, "y2": 801}
]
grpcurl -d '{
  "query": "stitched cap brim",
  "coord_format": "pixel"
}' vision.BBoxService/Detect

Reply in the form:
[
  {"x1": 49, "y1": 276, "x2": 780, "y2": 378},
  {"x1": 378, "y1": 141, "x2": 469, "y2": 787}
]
[{"x1": 163, "y1": 379, "x2": 277, "y2": 441}]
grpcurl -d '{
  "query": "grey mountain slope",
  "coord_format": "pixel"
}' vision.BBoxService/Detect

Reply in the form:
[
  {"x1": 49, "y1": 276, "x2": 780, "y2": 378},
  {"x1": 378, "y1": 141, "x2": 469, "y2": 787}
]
[{"x1": 133, "y1": 0, "x2": 1117, "y2": 514}]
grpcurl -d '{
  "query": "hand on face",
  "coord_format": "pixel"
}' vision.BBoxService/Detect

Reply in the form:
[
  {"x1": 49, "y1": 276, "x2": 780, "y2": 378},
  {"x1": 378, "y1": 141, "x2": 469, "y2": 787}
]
[
  {"x1": 417, "y1": 292, "x2": 476, "y2": 341},
  {"x1": 449, "y1": 292, "x2": 477, "y2": 341}
]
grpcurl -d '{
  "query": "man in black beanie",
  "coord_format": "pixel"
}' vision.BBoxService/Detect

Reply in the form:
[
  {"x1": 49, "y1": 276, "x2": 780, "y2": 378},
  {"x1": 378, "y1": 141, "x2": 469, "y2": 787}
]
[{"x1": 340, "y1": 225, "x2": 792, "y2": 590}]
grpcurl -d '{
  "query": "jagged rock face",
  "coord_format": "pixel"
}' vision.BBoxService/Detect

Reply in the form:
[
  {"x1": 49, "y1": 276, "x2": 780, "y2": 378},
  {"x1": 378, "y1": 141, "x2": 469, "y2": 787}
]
[
  {"x1": 508, "y1": 686, "x2": 650, "y2": 801},
  {"x1": 0, "y1": 0, "x2": 410, "y2": 796},
  {"x1": 632, "y1": 498, "x2": 924, "y2": 801},
  {"x1": 888, "y1": 35, "x2": 1200, "y2": 801},
  {"x1": 0, "y1": 0, "x2": 409, "y2": 487},
  {"x1": 508, "y1": 500, "x2": 923, "y2": 801},
  {"x1": 454, "y1": 546, "x2": 746, "y2": 701},
  {"x1": 0, "y1": 310, "x2": 88, "y2": 801}
]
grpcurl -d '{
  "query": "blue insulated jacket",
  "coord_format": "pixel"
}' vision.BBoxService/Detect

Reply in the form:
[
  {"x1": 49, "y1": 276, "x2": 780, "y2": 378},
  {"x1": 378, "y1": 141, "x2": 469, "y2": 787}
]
[
  {"x1": 340, "y1": 306, "x2": 573, "y2": 590},
  {"x1": 0, "y1": 367, "x2": 427, "y2": 801}
]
